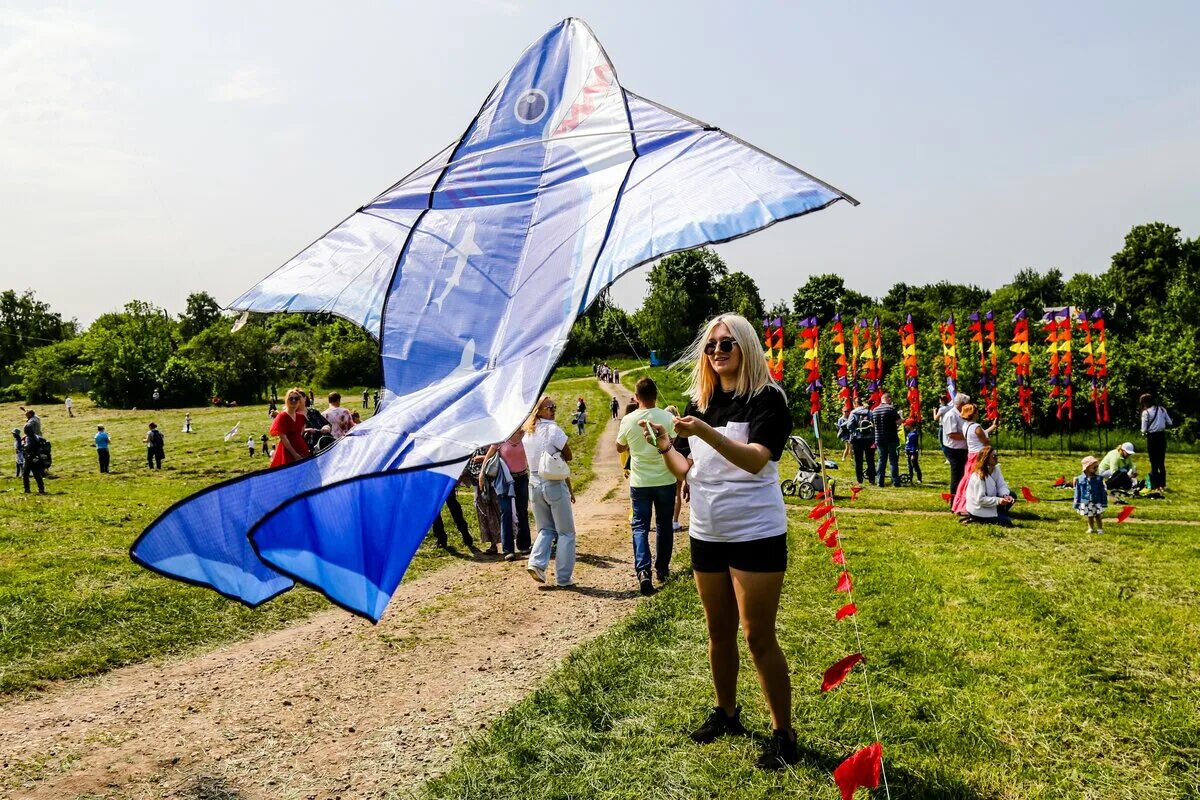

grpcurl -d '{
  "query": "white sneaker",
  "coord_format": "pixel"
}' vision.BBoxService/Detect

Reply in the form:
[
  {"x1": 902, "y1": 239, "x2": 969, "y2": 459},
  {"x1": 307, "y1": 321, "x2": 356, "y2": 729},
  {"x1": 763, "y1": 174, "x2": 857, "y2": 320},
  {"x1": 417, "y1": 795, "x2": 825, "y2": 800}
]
[
  {"x1": 527, "y1": 564, "x2": 546, "y2": 583},
  {"x1": 672, "y1": 521, "x2": 682, "y2": 532},
  {"x1": 1096, "y1": 528, "x2": 1105, "y2": 535},
  {"x1": 1087, "y1": 527, "x2": 1096, "y2": 534}
]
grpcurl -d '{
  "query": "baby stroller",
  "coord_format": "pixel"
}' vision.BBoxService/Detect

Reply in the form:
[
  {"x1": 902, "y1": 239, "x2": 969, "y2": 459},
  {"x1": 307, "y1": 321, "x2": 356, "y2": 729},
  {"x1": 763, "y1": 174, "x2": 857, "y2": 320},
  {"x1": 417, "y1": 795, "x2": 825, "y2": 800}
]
[{"x1": 780, "y1": 435, "x2": 837, "y2": 500}]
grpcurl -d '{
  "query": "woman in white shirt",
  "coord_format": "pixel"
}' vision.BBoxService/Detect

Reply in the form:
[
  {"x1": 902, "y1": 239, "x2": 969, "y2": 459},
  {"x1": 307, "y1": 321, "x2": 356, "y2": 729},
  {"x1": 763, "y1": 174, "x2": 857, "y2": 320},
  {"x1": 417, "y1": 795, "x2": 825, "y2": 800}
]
[
  {"x1": 964, "y1": 446, "x2": 1015, "y2": 526},
  {"x1": 950, "y1": 403, "x2": 997, "y2": 514},
  {"x1": 524, "y1": 395, "x2": 576, "y2": 587},
  {"x1": 644, "y1": 313, "x2": 798, "y2": 771},
  {"x1": 1139, "y1": 393, "x2": 1172, "y2": 494}
]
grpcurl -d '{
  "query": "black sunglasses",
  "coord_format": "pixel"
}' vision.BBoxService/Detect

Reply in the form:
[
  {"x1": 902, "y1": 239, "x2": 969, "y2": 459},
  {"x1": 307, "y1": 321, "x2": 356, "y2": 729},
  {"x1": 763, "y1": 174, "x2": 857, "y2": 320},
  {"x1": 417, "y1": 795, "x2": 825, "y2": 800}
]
[
  {"x1": 543, "y1": 403, "x2": 557, "y2": 411},
  {"x1": 703, "y1": 338, "x2": 738, "y2": 355}
]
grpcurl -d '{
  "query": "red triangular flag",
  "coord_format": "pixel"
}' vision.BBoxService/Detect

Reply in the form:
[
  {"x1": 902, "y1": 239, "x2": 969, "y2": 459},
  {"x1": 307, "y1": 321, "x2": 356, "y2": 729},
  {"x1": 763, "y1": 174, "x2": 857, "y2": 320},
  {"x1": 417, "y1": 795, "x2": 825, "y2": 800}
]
[
  {"x1": 835, "y1": 602, "x2": 857, "y2": 620},
  {"x1": 831, "y1": 548, "x2": 845, "y2": 565},
  {"x1": 1021, "y1": 486, "x2": 1039, "y2": 503},
  {"x1": 809, "y1": 503, "x2": 833, "y2": 520},
  {"x1": 821, "y1": 652, "x2": 864, "y2": 692},
  {"x1": 817, "y1": 516, "x2": 836, "y2": 538},
  {"x1": 1053, "y1": 476, "x2": 1066, "y2": 487},
  {"x1": 834, "y1": 571, "x2": 853, "y2": 593},
  {"x1": 849, "y1": 485, "x2": 863, "y2": 502},
  {"x1": 833, "y1": 742, "x2": 883, "y2": 800},
  {"x1": 941, "y1": 492, "x2": 952, "y2": 502},
  {"x1": 824, "y1": 531, "x2": 841, "y2": 548},
  {"x1": 1117, "y1": 505, "x2": 1135, "y2": 523}
]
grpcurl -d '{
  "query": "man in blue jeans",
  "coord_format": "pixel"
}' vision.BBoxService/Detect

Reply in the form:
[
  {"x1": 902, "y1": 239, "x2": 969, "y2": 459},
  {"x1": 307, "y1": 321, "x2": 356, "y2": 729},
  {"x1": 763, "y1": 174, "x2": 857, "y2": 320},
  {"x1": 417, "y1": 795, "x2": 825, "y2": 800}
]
[
  {"x1": 616, "y1": 377, "x2": 677, "y2": 596},
  {"x1": 870, "y1": 392, "x2": 902, "y2": 487}
]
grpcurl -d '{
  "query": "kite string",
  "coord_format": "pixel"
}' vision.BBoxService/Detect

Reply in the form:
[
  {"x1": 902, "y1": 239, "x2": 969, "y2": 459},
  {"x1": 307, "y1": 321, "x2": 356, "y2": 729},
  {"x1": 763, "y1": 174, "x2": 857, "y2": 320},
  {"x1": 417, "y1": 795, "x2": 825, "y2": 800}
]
[{"x1": 811, "y1": 412, "x2": 892, "y2": 799}]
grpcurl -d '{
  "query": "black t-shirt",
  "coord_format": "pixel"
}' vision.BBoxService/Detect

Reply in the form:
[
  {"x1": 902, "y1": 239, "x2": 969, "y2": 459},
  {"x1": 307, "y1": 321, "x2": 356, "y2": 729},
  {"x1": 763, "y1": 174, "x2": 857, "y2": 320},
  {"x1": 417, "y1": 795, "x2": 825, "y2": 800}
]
[{"x1": 675, "y1": 384, "x2": 791, "y2": 461}]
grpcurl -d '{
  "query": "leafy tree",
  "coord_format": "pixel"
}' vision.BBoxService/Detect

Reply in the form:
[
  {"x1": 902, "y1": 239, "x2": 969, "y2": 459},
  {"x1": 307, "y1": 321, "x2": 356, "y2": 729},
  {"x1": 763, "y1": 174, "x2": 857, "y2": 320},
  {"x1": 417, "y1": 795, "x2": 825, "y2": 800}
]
[
  {"x1": 564, "y1": 289, "x2": 642, "y2": 362},
  {"x1": 177, "y1": 322, "x2": 274, "y2": 403},
  {"x1": 0, "y1": 290, "x2": 76, "y2": 381},
  {"x1": 83, "y1": 301, "x2": 177, "y2": 407},
  {"x1": 716, "y1": 271, "x2": 765, "y2": 322},
  {"x1": 634, "y1": 248, "x2": 728, "y2": 358},
  {"x1": 1104, "y1": 223, "x2": 1186, "y2": 328},
  {"x1": 178, "y1": 291, "x2": 224, "y2": 341},
  {"x1": 791, "y1": 274, "x2": 873, "y2": 322},
  {"x1": 15, "y1": 338, "x2": 85, "y2": 403}
]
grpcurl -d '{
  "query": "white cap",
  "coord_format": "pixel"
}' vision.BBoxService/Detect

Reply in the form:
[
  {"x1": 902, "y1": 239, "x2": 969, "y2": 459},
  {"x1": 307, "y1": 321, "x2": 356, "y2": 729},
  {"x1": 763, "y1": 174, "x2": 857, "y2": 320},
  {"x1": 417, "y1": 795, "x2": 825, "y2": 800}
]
[{"x1": 1120, "y1": 441, "x2": 1135, "y2": 454}]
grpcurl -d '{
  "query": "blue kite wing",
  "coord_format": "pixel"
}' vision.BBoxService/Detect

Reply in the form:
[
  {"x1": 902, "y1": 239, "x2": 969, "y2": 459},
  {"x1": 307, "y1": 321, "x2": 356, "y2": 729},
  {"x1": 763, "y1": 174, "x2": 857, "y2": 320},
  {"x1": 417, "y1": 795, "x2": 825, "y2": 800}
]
[{"x1": 132, "y1": 17, "x2": 856, "y2": 622}]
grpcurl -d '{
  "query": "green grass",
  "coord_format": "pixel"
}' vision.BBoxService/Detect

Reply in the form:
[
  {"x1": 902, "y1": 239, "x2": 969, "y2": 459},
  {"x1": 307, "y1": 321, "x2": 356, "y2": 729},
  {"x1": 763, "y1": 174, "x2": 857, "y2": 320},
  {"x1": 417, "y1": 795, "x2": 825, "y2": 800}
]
[
  {"x1": 0, "y1": 369, "x2": 607, "y2": 695},
  {"x1": 423, "y1": 509, "x2": 1200, "y2": 799}
]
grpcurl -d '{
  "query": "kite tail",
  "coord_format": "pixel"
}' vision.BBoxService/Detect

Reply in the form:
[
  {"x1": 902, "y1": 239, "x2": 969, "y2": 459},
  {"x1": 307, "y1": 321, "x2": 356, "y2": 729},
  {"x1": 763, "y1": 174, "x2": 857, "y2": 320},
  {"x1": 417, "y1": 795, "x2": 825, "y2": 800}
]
[{"x1": 131, "y1": 439, "x2": 463, "y2": 621}]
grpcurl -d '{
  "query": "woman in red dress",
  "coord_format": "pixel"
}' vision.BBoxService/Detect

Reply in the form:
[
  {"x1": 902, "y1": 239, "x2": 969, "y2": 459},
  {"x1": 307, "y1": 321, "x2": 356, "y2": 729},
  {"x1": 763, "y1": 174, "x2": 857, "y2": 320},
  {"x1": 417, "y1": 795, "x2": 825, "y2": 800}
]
[{"x1": 269, "y1": 388, "x2": 311, "y2": 467}]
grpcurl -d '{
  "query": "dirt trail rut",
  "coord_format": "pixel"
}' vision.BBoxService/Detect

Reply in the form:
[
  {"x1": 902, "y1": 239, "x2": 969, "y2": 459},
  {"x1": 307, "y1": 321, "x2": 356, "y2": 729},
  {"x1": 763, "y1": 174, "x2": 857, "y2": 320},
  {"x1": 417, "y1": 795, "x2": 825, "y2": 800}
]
[{"x1": 1, "y1": 380, "x2": 654, "y2": 800}]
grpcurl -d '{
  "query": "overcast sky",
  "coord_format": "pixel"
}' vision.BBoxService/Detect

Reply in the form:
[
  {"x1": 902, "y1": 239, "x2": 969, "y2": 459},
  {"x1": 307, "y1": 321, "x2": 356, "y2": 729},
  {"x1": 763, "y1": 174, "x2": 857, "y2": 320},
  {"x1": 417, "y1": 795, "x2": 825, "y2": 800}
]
[{"x1": 1, "y1": 1, "x2": 1197, "y2": 326}]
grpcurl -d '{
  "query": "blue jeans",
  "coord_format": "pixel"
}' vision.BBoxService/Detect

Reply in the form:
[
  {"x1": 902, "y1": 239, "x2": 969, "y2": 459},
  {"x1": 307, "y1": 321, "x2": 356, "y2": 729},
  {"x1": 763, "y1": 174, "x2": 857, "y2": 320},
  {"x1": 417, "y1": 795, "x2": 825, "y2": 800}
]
[
  {"x1": 498, "y1": 471, "x2": 532, "y2": 553},
  {"x1": 528, "y1": 477, "x2": 576, "y2": 583},
  {"x1": 876, "y1": 441, "x2": 900, "y2": 487},
  {"x1": 631, "y1": 484, "x2": 675, "y2": 577}
]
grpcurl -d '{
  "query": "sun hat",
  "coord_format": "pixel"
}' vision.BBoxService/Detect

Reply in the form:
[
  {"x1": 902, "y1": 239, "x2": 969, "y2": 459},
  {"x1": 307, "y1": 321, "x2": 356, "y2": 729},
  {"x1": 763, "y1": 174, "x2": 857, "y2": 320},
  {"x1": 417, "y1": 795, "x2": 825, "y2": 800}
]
[
  {"x1": 1081, "y1": 455, "x2": 1099, "y2": 471},
  {"x1": 1120, "y1": 441, "x2": 1135, "y2": 454}
]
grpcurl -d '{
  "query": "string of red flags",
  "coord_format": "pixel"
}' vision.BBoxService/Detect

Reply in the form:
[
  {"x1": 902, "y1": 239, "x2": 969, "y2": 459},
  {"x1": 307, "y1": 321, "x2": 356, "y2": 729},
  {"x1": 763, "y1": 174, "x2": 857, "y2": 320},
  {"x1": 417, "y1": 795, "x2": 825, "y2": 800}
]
[
  {"x1": 939, "y1": 314, "x2": 959, "y2": 398},
  {"x1": 832, "y1": 314, "x2": 852, "y2": 413},
  {"x1": 803, "y1": 328, "x2": 888, "y2": 799},
  {"x1": 1045, "y1": 307, "x2": 1074, "y2": 420},
  {"x1": 1011, "y1": 309, "x2": 1034, "y2": 425},
  {"x1": 899, "y1": 314, "x2": 920, "y2": 420},
  {"x1": 763, "y1": 316, "x2": 785, "y2": 382}
]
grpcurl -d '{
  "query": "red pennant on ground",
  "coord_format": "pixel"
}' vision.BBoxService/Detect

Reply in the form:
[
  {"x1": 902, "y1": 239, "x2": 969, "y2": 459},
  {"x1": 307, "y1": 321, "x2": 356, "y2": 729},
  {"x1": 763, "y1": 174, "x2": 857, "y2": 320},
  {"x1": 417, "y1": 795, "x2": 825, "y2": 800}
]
[
  {"x1": 824, "y1": 531, "x2": 841, "y2": 548},
  {"x1": 849, "y1": 485, "x2": 863, "y2": 502},
  {"x1": 941, "y1": 492, "x2": 952, "y2": 502},
  {"x1": 835, "y1": 602, "x2": 857, "y2": 620},
  {"x1": 821, "y1": 652, "x2": 864, "y2": 692},
  {"x1": 1053, "y1": 476, "x2": 1067, "y2": 487},
  {"x1": 1021, "y1": 486, "x2": 1040, "y2": 503},
  {"x1": 1117, "y1": 505, "x2": 1135, "y2": 523},
  {"x1": 809, "y1": 503, "x2": 834, "y2": 520},
  {"x1": 817, "y1": 516, "x2": 836, "y2": 538},
  {"x1": 835, "y1": 571, "x2": 853, "y2": 593},
  {"x1": 831, "y1": 548, "x2": 845, "y2": 565},
  {"x1": 833, "y1": 742, "x2": 883, "y2": 800}
]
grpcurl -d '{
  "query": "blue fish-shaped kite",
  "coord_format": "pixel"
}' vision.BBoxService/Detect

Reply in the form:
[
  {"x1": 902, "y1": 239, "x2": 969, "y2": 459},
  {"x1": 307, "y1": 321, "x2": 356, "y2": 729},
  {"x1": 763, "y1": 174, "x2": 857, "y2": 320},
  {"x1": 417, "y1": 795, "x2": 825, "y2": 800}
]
[{"x1": 131, "y1": 18, "x2": 857, "y2": 621}]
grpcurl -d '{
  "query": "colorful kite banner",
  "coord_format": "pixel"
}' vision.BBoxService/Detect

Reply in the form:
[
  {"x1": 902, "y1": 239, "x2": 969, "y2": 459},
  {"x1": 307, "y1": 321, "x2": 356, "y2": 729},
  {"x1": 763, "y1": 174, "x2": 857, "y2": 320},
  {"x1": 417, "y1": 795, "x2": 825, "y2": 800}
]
[
  {"x1": 940, "y1": 314, "x2": 959, "y2": 398},
  {"x1": 831, "y1": 314, "x2": 852, "y2": 413},
  {"x1": 1091, "y1": 309, "x2": 1111, "y2": 423},
  {"x1": 1010, "y1": 309, "x2": 1034, "y2": 425},
  {"x1": 1045, "y1": 308, "x2": 1074, "y2": 421},
  {"x1": 799, "y1": 316, "x2": 821, "y2": 417},
  {"x1": 899, "y1": 314, "x2": 920, "y2": 420},
  {"x1": 763, "y1": 316, "x2": 784, "y2": 382}
]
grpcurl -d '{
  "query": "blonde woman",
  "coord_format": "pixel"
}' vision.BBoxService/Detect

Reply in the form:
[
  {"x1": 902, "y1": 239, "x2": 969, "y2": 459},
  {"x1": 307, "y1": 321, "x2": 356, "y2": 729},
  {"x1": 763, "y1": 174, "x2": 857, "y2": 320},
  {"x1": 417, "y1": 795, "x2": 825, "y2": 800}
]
[
  {"x1": 643, "y1": 313, "x2": 798, "y2": 770},
  {"x1": 269, "y1": 388, "x2": 310, "y2": 467},
  {"x1": 523, "y1": 395, "x2": 576, "y2": 587}
]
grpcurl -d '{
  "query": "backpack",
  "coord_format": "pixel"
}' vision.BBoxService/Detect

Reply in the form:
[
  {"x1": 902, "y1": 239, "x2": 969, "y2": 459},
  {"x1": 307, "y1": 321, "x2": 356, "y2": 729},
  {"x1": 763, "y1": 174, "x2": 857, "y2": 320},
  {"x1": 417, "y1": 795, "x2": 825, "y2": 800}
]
[
  {"x1": 28, "y1": 435, "x2": 52, "y2": 469},
  {"x1": 149, "y1": 429, "x2": 164, "y2": 448}
]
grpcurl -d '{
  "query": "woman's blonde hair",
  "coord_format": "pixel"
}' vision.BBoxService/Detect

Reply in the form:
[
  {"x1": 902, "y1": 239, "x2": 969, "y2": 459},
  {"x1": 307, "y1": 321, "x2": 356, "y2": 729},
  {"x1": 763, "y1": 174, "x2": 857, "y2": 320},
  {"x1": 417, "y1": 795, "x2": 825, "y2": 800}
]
[
  {"x1": 973, "y1": 446, "x2": 996, "y2": 478},
  {"x1": 286, "y1": 387, "x2": 306, "y2": 410},
  {"x1": 524, "y1": 394, "x2": 552, "y2": 435},
  {"x1": 960, "y1": 403, "x2": 978, "y2": 421},
  {"x1": 679, "y1": 313, "x2": 778, "y2": 413}
]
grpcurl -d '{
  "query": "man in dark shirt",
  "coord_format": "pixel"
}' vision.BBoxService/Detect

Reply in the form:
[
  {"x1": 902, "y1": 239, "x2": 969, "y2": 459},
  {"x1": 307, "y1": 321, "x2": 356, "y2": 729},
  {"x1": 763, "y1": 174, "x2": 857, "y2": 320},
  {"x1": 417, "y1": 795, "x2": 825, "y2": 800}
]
[
  {"x1": 870, "y1": 392, "x2": 902, "y2": 487},
  {"x1": 848, "y1": 399, "x2": 875, "y2": 485}
]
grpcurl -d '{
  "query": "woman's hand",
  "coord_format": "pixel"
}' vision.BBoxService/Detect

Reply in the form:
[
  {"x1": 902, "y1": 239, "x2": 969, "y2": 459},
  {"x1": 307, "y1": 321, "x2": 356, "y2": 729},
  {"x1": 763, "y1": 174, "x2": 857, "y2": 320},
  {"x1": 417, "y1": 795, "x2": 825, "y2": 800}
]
[
  {"x1": 672, "y1": 415, "x2": 709, "y2": 439},
  {"x1": 640, "y1": 420, "x2": 670, "y2": 451}
]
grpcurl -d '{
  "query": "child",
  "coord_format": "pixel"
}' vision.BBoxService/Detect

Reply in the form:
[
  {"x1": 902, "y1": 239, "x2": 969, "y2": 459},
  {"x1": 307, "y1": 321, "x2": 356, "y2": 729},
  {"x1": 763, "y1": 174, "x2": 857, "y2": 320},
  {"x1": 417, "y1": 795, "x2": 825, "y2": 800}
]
[
  {"x1": 1073, "y1": 455, "x2": 1108, "y2": 534},
  {"x1": 903, "y1": 419, "x2": 923, "y2": 484},
  {"x1": 260, "y1": 433, "x2": 269, "y2": 456},
  {"x1": 12, "y1": 428, "x2": 23, "y2": 478},
  {"x1": 247, "y1": 434, "x2": 257, "y2": 457}
]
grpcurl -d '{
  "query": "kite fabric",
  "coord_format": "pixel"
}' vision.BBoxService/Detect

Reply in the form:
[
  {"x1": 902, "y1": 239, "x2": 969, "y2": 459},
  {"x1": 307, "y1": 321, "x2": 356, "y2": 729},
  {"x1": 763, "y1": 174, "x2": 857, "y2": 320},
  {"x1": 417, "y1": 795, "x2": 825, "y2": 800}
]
[{"x1": 129, "y1": 18, "x2": 857, "y2": 621}]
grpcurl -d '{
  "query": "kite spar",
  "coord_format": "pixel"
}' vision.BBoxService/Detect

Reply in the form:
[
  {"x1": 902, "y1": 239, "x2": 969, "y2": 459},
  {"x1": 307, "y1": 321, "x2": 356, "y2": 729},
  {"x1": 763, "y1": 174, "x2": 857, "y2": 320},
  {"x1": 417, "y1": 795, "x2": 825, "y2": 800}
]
[{"x1": 131, "y1": 18, "x2": 858, "y2": 622}]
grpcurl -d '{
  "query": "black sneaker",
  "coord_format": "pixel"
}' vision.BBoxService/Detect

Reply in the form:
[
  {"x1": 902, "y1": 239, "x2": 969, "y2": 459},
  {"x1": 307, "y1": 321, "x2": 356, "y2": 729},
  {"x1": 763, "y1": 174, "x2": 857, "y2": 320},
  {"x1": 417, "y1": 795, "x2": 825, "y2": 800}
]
[
  {"x1": 656, "y1": 570, "x2": 669, "y2": 584},
  {"x1": 756, "y1": 728, "x2": 800, "y2": 770},
  {"x1": 690, "y1": 706, "x2": 746, "y2": 744},
  {"x1": 637, "y1": 569, "x2": 655, "y2": 596}
]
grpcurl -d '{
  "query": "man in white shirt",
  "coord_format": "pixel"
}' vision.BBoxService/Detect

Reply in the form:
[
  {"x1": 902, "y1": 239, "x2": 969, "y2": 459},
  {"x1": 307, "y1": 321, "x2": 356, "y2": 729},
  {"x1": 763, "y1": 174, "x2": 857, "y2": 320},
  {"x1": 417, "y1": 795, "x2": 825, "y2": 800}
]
[
  {"x1": 64, "y1": 396, "x2": 73, "y2": 418},
  {"x1": 616, "y1": 377, "x2": 677, "y2": 595},
  {"x1": 940, "y1": 393, "x2": 969, "y2": 507},
  {"x1": 323, "y1": 392, "x2": 354, "y2": 439}
]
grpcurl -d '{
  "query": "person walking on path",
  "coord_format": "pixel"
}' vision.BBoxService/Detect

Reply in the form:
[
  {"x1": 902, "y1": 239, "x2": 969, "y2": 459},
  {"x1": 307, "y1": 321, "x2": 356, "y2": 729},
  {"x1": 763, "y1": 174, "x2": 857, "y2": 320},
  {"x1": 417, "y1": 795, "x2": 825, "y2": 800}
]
[
  {"x1": 1139, "y1": 393, "x2": 1172, "y2": 495},
  {"x1": 870, "y1": 392, "x2": 902, "y2": 487},
  {"x1": 269, "y1": 389, "x2": 311, "y2": 467},
  {"x1": 95, "y1": 425, "x2": 111, "y2": 473},
  {"x1": 940, "y1": 393, "x2": 969, "y2": 507},
  {"x1": 144, "y1": 422, "x2": 165, "y2": 469},
  {"x1": 643, "y1": 313, "x2": 799, "y2": 770},
  {"x1": 950, "y1": 403, "x2": 996, "y2": 514},
  {"x1": 610, "y1": 394, "x2": 620, "y2": 420},
  {"x1": 524, "y1": 395, "x2": 576, "y2": 587},
  {"x1": 1074, "y1": 455, "x2": 1108, "y2": 534},
  {"x1": 617, "y1": 376, "x2": 678, "y2": 595},
  {"x1": 848, "y1": 398, "x2": 875, "y2": 485}
]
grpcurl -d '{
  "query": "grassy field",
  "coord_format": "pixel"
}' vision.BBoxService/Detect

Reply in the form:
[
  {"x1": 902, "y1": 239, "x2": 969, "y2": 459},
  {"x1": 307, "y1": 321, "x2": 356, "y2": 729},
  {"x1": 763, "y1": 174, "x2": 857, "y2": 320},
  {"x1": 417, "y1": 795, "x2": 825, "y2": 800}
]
[
  {"x1": 424, "y1": 503, "x2": 1200, "y2": 799},
  {"x1": 0, "y1": 372, "x2": 612, "y2": 695}
]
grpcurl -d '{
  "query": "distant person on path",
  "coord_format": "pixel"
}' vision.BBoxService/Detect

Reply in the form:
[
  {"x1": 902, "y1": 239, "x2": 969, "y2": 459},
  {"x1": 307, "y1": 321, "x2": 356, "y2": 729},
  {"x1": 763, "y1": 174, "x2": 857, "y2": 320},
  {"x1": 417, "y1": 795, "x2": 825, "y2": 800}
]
[
  {"x1": 610, "y1": 394, "x2": 620, "y2": 419},
  {"x1": 951, "y1": 403, "x2": 996, "y2": 514},
  {"x1": 963, "y1": 446, "x2": 1015, "y2": 527},
  {"x1": 524, "y1": 395, "x2": 576, "y2": 587},
  {"x1": 144, "y1": 422, "x2": 165, "y2": 469},
  {"x1": 617, "y1": 376, "x2": 678, "y2": 595},
  {"x1": 903, "y1": 418, "x2": 923, "y2": 484},
  {"x1": 940, "y1": 393, "x2": 970, "y2": 507},
  {"x1": 1074, "y1": 455, "x2": 1108, "y2": 534},
  {"x1": 12, "y1": 428, "x2": 23, "y2": 478},
  {"x1": 643, "y1": 313, "x2": 799, "y2": 770},
  {"x1": 1099, "y1": 442, "x2": 1138, "y2": 493},
  {"x1": 323, "y1": 392, "x2": 354, "y2": 439},
  {"x1": 871, "y1": 392, "x2": 902, "y2": 487},
  {"x1": 64, "y1": 396, "x2": 73, "y2": 418},
  {"x1": 95, "y1": 425, "x2": 111, "y2": 473},
  {"x1": 269, "y1": 389, "x2": 311, "y2": 467},
  {"x1": 1139, "y1": 393, "x2": 1172, "y2": 494},
  {"x1": 848, "y1": 398, "x2": 875, "y2": 485},
  {"x1": 183, "y1": 413, "x2": 192, "y2": 434}
]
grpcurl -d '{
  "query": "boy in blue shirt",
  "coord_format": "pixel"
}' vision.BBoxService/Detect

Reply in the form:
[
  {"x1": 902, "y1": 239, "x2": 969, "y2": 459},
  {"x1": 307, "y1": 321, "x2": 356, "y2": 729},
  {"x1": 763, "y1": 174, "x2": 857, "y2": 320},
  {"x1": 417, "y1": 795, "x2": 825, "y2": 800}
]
[
  {"x1": 903, "y1": 419, "x2": 922, "y2": 484},
  {"x1": 94, "y1": 425, "x2": 111, "y2": 473}
]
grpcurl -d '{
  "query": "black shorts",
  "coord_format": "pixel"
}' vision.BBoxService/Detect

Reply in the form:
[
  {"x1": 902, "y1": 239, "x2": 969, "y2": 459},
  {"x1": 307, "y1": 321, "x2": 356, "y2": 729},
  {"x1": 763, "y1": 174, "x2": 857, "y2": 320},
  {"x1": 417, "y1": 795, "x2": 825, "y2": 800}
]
[{"x1": 690, "y1": 533, "x2": 787, "y2": 573}]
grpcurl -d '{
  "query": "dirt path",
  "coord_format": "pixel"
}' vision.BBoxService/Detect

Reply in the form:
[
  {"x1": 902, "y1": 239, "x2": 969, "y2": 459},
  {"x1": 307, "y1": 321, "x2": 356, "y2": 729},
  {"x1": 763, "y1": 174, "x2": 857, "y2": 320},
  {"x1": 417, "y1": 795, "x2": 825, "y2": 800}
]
[{"x1": 0, "y1": 380, "x2": 653, "y2": 800}]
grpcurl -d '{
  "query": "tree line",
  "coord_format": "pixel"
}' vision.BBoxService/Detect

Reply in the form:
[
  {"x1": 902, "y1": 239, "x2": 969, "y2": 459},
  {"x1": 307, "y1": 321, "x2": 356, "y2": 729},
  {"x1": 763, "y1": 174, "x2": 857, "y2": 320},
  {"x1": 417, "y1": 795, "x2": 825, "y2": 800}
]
[{"x1": 3, "y1": 222, "x2": 1196, "y2": 438}]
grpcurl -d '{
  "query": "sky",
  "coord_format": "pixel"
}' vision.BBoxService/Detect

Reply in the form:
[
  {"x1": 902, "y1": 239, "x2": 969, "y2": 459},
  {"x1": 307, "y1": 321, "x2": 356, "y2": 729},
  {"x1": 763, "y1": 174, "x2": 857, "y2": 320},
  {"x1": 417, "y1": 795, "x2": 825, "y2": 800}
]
[{"x1": 1, "y1": 1, "x2": 1197, "y2": 326}]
